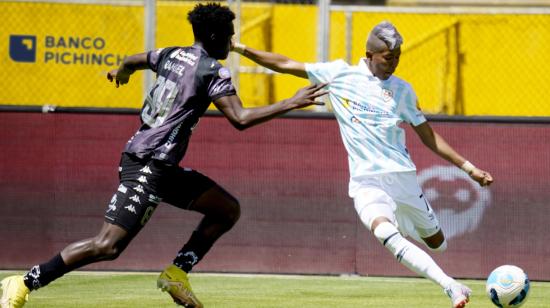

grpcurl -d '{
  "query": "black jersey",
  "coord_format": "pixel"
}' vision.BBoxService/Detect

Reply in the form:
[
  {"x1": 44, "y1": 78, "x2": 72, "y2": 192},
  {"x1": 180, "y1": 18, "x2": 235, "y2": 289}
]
[{"x1": 124, "y1": 45, "x2": 236, "y2": 165}]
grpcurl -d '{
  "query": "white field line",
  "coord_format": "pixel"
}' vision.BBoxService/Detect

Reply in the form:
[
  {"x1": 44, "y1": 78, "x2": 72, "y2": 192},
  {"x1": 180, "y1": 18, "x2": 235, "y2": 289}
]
[{"x1": 0, "y1": 270, "x2": 471, "y2": 284}]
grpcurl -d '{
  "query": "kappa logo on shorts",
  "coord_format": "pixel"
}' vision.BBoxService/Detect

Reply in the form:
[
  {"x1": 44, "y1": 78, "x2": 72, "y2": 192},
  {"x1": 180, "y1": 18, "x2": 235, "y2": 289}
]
[
  {"x1": 130, "y1": 194, "x2": 141, "y2": 204},
  {"x1": 140, "y1": 166, "x2": 152, "y2": 174},
  {"x1": 107, "y1": 195, "x2": 117, "y2": 212},
  {"x1": 133, "y1": 185, "x2": 145, "y2": 194},
  {"x1": 125, "y1": 204, "x2": 137, "y2": 214},
  {"x1": 138, "y1": 175, "x2": 148, "y2": 183}
]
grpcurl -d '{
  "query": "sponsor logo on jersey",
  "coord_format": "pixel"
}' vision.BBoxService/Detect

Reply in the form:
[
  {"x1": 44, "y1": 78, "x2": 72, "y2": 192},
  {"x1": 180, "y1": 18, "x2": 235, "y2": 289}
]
[
  {"x1": 169, "y1": 49, "x2": 197, "y2": 66},
  {"x1": 345, "y1": 99, "x2": 390, "y2": 116},
  {"x1": 164, "y1": 122, "x2": 182, "y2": 151},
  {"x1": 138, "y1": 175, "x2": 148, "y2": 183},
  {"x1": 342, "y1": 98, "x2": 350, "y2": 109}
]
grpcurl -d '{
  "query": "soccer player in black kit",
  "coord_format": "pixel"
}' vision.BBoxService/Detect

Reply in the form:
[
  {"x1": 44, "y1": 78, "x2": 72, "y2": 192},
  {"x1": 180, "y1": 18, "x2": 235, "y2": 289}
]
[{"x1": 0, "y1": 3, "x2": 327, "y2": 308}]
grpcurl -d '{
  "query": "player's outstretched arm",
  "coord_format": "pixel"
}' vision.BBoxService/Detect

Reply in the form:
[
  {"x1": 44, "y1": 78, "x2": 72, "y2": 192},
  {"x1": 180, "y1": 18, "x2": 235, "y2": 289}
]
[
  {"x1": 413, "y1": 121, "x2": 494, "y2": 187},
  {"x1": 107, "y1": 52, "x2": 149, "y2": 87},
  {"x1": 213, "y1": 83, "x2": 328, "y2": 130},
  {"x1": 231, "y1": 42, "x2": 308, "y2": 79}
]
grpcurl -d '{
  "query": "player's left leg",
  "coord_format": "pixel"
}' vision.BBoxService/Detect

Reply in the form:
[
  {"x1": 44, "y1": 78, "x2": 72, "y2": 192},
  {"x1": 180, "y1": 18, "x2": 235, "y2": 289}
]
[
  {"x1": 393, "y1": 174, "x2": 471, "y2": 308},
  {"x1": 354, "y1": 183, "x2": 457, "y2": 291},
  {"x1": 158, "y1": 167, "x2": 240, "y2": 307}
]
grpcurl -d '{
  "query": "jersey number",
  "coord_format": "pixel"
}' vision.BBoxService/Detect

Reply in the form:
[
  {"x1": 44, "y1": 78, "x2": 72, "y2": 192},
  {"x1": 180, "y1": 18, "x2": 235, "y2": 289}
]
[{"x1": 142, "y1": 76, "x2": 178, "y2": 127}]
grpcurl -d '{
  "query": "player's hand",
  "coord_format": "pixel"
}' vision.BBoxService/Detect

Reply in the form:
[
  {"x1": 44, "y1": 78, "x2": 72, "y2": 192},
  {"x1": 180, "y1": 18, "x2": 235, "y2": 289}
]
[
  {"x1": 469, "y1": 168, "x2": 493, "y2": 187},
  {"x1": 230, "y1": 39, "x2": 246, "y2": 54},
  {"x1": 107, "y1": 68, "x2": 131, "y2": 88},
  {"x1": 288, "y1": 83, "x2": 329, "y2": 109}
]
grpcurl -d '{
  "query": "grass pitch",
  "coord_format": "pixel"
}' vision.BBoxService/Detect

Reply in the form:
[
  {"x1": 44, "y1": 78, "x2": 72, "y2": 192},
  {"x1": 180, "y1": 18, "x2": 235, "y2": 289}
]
[{"x1": 1, "y1": 271, "x2": 549, "y2": 307}]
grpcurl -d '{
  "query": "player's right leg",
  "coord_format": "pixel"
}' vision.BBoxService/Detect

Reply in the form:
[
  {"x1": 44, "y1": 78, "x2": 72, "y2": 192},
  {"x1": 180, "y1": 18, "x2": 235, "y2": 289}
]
[{"x1": 158, "y1": 168, "x2": 240, "y2": 308}]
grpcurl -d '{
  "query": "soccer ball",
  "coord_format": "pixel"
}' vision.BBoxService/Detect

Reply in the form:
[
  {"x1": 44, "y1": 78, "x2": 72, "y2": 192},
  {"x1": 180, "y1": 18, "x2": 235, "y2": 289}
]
[{"x1": 486, "y1": 265, "x2": 530, "y2": 307}]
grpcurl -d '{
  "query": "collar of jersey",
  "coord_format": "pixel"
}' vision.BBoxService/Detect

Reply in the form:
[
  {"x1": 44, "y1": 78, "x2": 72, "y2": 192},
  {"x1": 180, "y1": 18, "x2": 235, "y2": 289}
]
[
  {"x1": 357, "y1": 58, "x2": 373, "y2": 77},
  {"x1": 357, "y1": 57, "x2": 394, "y2": 84}
]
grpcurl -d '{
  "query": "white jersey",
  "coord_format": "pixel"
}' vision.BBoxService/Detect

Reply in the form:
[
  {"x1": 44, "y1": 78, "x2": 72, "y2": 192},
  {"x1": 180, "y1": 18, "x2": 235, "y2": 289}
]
[{"x1": 305, "y1": 58, "x2": 427, "y2": 196}]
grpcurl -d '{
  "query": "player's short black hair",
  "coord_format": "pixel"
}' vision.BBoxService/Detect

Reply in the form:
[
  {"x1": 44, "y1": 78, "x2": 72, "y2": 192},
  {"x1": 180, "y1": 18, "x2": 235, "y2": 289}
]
[{"x1": 188, "y1": 3, "x2": 235, "y2": 41}]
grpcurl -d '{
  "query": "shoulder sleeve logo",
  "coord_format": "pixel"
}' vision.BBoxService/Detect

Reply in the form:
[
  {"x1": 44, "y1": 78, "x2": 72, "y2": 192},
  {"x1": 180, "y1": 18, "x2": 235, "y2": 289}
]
[{"x1": 218, "y1": 67, "x2": 231, "y2": 79}]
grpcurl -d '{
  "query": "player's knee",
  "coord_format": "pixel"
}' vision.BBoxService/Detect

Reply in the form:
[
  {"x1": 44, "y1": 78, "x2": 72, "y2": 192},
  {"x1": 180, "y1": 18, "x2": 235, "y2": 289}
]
[
  {"x1": 427, "y1": 239, "x2": 447, "y2": 252},
  {"x1": 92, "y1": 237, "x2": 123, "y2": 260},
  {"x1": 223, "y1": 197, "x2": 241, "y2": 227}
]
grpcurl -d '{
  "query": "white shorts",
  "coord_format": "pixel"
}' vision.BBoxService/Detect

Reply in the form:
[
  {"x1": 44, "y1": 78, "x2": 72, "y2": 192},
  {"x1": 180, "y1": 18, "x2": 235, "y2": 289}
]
[{"x1": 352, "y1": 171, "x2": 440, "y2": 241}]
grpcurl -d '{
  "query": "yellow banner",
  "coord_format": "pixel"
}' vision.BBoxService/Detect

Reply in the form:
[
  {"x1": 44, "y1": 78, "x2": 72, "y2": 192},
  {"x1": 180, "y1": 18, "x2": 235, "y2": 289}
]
[{"x1": 1, "y1": 2, "x2": 144, "y2": 108}]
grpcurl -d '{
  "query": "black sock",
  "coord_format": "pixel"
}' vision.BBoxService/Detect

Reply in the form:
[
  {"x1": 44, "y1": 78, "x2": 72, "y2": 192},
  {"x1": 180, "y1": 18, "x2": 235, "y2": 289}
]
[
  {"x1": 173, "y1": 231, "x2": 213, "y2": 273},
  {"x1": 23, "y1": 253, "x2": 72, "y2": 290}
]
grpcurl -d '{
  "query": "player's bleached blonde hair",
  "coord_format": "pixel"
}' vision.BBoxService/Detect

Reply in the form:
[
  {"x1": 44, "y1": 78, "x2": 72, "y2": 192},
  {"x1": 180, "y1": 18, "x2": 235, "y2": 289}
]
[{"x1": 366, "y1": 21, "x2": 403, "y2": 52}]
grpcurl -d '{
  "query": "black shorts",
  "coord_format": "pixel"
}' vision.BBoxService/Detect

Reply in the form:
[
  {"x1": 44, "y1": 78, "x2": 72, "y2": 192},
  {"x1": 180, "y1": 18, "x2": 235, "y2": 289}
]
[{"x1": 104, "y1": 153, "x2": 216, "y2": 233}]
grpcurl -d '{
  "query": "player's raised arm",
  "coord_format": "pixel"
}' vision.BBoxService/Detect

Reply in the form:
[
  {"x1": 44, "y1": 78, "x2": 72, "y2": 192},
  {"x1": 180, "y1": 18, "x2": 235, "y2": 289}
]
[
  {"x1": 213, "y1": 83, "x2": 328, "y2": 131},
  {"x1": 231, "y1": 42, "x2": 308, "y2": 79},
  {"x1": 107, "y1": 52, "x2": 149, "y2": 87},
  {"x1": 412, "y1": 121, "x2": 494, "y2": 187}
]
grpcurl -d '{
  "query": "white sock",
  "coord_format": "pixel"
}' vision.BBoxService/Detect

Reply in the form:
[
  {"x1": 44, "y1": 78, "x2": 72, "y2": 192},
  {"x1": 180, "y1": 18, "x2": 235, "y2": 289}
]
[{"x1": 373, "y1": 222, "x2": 455, "y2": 289}]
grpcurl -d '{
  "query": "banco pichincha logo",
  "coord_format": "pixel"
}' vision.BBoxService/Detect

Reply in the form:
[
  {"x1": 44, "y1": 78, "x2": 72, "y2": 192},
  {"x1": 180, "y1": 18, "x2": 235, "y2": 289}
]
[
  {"x1": 9, "y1": 34, "x2": 37, "y2": 63},
  {"x1": 8, "y1": 34, "x2": 126, "y2": 66}
]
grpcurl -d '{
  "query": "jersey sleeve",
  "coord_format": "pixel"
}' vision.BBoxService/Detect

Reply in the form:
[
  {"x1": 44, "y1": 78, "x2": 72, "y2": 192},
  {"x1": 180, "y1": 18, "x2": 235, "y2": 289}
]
[
  {"x1": 305, "y1": 60, "x2": 347, "y2": 84},
  {"x1": 147, "y1": 47, "x2": 177, "y2": 72},
  {"x1": 207, "y1": 65, "x2": 237, "y2": 101},
  {"x1": 399, "y1": 85, "x2": 427, "y2": 126}
]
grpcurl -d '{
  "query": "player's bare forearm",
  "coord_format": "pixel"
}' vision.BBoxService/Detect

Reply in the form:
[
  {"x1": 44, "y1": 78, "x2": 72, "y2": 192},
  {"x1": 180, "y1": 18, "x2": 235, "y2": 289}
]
[
  {"x1": 224, "y1": 100, "x2": 295, "y2": 130},
  {"x1": 107, "y1": 52, "x2": 148, "y2": 87},
  {"x1": 413, "y1": 122, "x2": 465, "y2": 167},
  {"x1": 232, "y1": 43, "x2": 308, "y2": 79},
  {"x1": 431, "y1": 132, "x2": 467, "y2": 167},
  {"x1": 214, "y1": 83, "x2": 327, "y2": 130},
  {"x1": 413, "y1": 122, "x2": 493, "y2": 186}
]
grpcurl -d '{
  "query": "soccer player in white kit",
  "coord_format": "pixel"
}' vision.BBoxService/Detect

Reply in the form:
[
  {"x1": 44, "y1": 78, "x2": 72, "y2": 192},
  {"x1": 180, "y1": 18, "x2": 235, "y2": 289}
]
[{"x1": 232, "y1": 21, "x2": 493, "y2": 308}]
